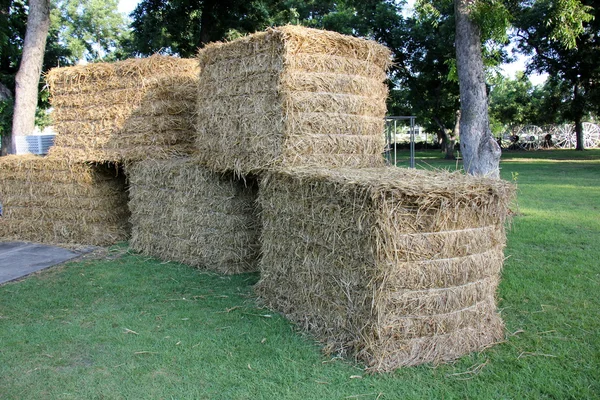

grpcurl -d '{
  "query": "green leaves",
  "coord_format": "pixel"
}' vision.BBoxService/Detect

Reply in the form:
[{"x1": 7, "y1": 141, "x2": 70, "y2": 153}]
[
  {"x1": 50, "y1": 0, "x2": 130, "y2": 63},
  {"x1": 544, "y1": 0, "x2": 593, "y2": 49},
  {"x1": 472, "y1": 0, "x2": 512, "y2": 44}
]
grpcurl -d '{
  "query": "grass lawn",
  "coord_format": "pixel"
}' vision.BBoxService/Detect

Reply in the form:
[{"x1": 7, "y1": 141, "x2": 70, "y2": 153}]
[{"x1": 1, "y1": 149, "x2": 599, "y2": 399}]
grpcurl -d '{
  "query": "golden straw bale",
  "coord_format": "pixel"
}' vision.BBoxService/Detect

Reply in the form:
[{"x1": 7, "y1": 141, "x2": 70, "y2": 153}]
[
  {"x1": 196, "y1": 25, "x2": 392, "y2": 175},
  {"x1": 46, "y1": 55, "x2": 199, "y2": 163},
  {"x1": 0, "y1": 155, "x2": 130, "y2": 246},
  {"x1": 255, "y1": 166, "x2": 515, "y2": 372},
  {"x1": 127, "y1": 158, "x2": 261, "y2": 274}
]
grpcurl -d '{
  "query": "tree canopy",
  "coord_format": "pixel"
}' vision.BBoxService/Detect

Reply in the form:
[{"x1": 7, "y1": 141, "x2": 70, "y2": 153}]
[
  {"x1": 513, "y1": 0, "x2": 598, "y2": 149},
  {"x1": 0, "y1": 0, "x2": 129, "y2": 151},
  {"x1": 2, "y1": 0, "x2": 598, "y2": 158},
  {"x1": 128, "y1": 0, "x2": 405, "y2": 57}
]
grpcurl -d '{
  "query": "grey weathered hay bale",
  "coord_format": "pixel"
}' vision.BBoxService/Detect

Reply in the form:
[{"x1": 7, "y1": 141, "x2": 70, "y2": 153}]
[
  {"x1": 127, "y1": 158, "x2": 260, "y2": 274},
  {"x1": 0, "y1": 155, "x2": 130, "y2": 246},
  {"x1": 255, "y1": 166, "x2": 515, "y2": 372},
  {"x1": 46, "y1": 55, "x2": 199, "y2": 163},
  {"x1": 196, "y1": 25, "x2": 392, "y2": 175}
]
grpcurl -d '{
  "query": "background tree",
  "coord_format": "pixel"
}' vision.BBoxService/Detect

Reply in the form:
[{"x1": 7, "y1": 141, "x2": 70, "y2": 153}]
[
  {"x1": 8, "y1": 0, "x2": 51, "y2": 155},
  {"x1": 0, "y1": 0, "x2": 129, "y2": 155},
  {"x1": 391, "y1": 0, "x2": 460, "y2": 159},
  {"x1": 513, "y1": 0, "x2": 597, "y2": 150},
  {"x1": 488, "y1": 73, "x2": 579, "y2": 133},
  {"x1": 454, "y1": 0, "x2": 507, "y2": 176},
  {"x1": 128, "y1": 0, "x2": 405, "y2": 55},
  {"x1": 488, "y1": 72, "x2": 539, "y2": 133},
  {"x1": 129, "y1": 0, "x2": 280, "y2": 56},
  {"x1": 0, "y1": 0, "x2": 27, "y2": 150},
  {"x1": 50, "y1": 0, "x2": 130, "y2": 63}
]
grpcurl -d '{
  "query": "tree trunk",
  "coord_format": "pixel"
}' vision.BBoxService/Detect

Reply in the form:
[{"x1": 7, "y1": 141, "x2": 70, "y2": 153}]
[
  {"x1": 0, "y1": 82, "x2": 12, "y2": 102},
  {"x1": 0, "y1": 82, "x2": 13, "y2": 156},
  {"x1": 454, "y1": 0, "x2": 501, "y2": 177},
  {"x1": 574, "y1": 117, "x2": 584, "y2": 151},
  {"x1": 199, "y1": 0, "x2": 216, "y2": 46},
  {"x1": 10, "y1": 0, "x2": 51, "y2": 154},
  {"x1": 573, "y1": 83, "x2": 585, "y2": 151},
  {"x1": 433, "y1": 115, "x2": 456, "y2": 160},
  {"x1": 446, "y1": 109, "x2": 460, "y2": 160}
]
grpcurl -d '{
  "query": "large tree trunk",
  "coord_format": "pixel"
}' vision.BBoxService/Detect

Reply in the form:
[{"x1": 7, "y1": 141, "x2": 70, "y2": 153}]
[
  {"x1": 454, "y1": 0, "x2": 501, "y2": 177},
  {"x1": 10, "y1": 0, "x2": 51, "y2": 154}
]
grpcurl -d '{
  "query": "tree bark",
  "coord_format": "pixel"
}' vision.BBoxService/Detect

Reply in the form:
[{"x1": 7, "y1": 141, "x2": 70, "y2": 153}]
[
  {"x1": 10, "y1": 0, "x2": 51, "y2": 154},
  {"x1": 454, "y1": 0, "x2": 501, "y2": 177}
]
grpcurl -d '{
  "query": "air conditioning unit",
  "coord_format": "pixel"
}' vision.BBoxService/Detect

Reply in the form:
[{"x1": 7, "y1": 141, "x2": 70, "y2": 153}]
[{"x1": 14, "y1": 134, "x2": 56, "y2": 155}]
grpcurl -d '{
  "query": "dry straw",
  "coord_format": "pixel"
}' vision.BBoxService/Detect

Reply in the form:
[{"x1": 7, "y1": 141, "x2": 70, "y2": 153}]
[
  {"x1": 127, "y1": 158, "x2": 261, "y2": 274},
  {"x1": 0, "y1": 154, "x2": 130, "y2": 246},
  {"x1": 196, "y1": 25, "x2": 392, "y2": 175},
  {"x1": 46, "y1": 55, "x2": 199, "y2": 163},
  {"x1": 255, "y1": 166, "x2": 515, "y2": 372}
]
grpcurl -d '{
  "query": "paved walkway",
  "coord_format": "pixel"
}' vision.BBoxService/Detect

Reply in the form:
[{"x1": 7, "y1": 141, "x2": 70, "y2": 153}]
[{"x1": 0, "y1": 242, "x2": 93, "y2": 285}]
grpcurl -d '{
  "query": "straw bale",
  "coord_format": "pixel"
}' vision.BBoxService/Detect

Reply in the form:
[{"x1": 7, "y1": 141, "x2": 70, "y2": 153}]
[
  {"x1": 196, "y1": 25, "x2": 392, "y2": 175},
  {"x1": 256, "y1": 166, "x2": 515, "y2": 372},
  {"x1": 46, "y1": 55, "x2": 199, "y2": 163},
  {"x1": 0, "y1": 155, "x2": 130, "y2": 246},
  {"x1": 127, "y1": 158, "x2": 260, "y2": 274}
]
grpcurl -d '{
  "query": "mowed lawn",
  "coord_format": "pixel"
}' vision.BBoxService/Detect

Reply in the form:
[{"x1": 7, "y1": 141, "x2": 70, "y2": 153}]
[{"x1": 0, "y1": 150, "x2": 598, "y2": 399}]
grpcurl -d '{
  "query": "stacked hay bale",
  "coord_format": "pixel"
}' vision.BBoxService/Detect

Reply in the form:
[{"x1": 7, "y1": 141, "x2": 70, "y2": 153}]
[
  {"x1": 255, "y1": 167, "x2": 514, "y2": 371},
  {"x1": 125, "y1": 26, "x2": 392, "y2": 272},
  {"x1": 46, "y1": 55, "x2": 198, "y2": 163},
  {"x1": 196, "y1": 25, "x2": 391, "y2": 175},
  {"x1": 127, "y1": 158, "x2": 260, "y2": 274},
  {"x1": 0, "y1": 155, "x2": 129, "y2": 246}
]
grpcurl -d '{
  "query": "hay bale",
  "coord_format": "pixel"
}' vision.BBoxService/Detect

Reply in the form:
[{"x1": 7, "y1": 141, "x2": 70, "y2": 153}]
[
  {"x1": 0, "y1": 155, "x2": 130, "y2": 246},
  {"x1": 46, "y1": 55, "x2": 199, "y2": 162},
  {"x1": 196, "y1": 25, "x2": 391, "y2": 175},
  {"x1": 255, "y1": 166, "x2": 515, "y2": 371},
  {"x1": 127, "y1": 158, "x2": 260, "y2": 274}
]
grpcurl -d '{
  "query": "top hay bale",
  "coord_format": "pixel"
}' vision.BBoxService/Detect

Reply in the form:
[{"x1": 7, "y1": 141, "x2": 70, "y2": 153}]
[
  {"x1": 256, "y1": 166, "x2": 515, "y2": 372},
  {"x1": 46, "y1": 55, "x2": 199, "y2": 163},
  {"x1": 196, "y1": 25, "x2": 392, "y2": 175}
]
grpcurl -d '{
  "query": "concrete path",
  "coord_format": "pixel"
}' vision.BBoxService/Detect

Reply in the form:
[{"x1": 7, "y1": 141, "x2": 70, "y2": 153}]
[{"x1": 0, "y1": 242, "x2": 93, "y2": 285}]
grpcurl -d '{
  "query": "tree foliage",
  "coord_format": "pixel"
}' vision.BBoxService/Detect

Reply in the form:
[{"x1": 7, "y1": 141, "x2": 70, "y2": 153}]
[
  {"x1": 390, "y1": 0, "x2": 459, "y2": 158},
  {"x1": 50, "y1": 0, "x2": 130, "y2": 63},
  {"x1": 488, "y1": 72, "x2": 582, "y2": 133},
  {"x1": 0, "y1": 0, "x2": 129, "y2": 154},
  {"x1": 513, "y1": 0, "x2": 597, "y2": 149},
  {"x1": 128, "y1": 0, "x2": 405, "y2": 56}
]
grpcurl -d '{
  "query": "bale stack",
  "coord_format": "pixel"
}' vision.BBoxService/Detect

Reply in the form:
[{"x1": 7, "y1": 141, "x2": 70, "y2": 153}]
[
  {"x1": 46, "y1": 55, "x2": 199, "y2": 163},
  {"x1": 0, "y1": 155, "x2": 130, "y2": 246},
  {"x1": 127, "y1": 158, "x2": 261, "y2": 274},
  {"x1": 255, "y1": 166, "x2": 515, "y2": 371},
  {"x1": 196, "y1": 25, "x2": 391, "y2": 175}
]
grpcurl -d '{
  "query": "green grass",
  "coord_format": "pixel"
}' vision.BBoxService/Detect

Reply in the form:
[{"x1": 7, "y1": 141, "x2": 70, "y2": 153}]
[{"x1": 1, "y1": 149, "x2": 599, "y2": 399}]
